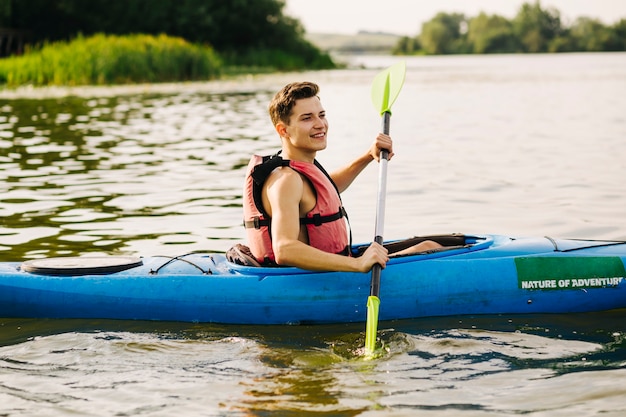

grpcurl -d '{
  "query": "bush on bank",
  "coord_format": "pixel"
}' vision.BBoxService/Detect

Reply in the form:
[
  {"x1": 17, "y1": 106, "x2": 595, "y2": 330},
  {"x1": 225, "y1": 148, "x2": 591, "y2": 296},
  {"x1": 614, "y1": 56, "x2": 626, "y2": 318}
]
[{"x1": 0, "y1": 33, "x2": 223, "y2": 87}]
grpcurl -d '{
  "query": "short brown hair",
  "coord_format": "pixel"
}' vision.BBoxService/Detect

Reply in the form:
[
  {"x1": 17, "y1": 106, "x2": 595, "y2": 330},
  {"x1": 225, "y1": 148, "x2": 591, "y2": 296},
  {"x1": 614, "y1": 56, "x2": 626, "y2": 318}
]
[{"x1": 268, "y1": 82, "x2": 320, "y2": 126}]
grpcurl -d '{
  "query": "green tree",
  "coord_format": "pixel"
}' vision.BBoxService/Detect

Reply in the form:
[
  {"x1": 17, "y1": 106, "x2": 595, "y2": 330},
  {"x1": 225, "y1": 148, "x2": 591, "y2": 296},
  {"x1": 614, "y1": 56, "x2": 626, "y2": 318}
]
[
  {"x1": 0, "y1": 0, "x2": 332, "y2": 69},
  {"x1": 611, "y1": 19, "x2": 626, "y2": 51},
  {"x1": 392, "y1": 35, "x2": 421, "y2": 55},
  {"x1": 0, "y1": 0, "x2": 11, "y2": 25},
  {"x1": 513, "y1": 1, "x2": 563, "y2": 52},
  {"x1": 419, "y1": 12, "x2": 468, "y2": 54},
  {"x1": 467, "y1": 12, "x2": 518, "y2": 53},
  {"x1": 395, "y1": 2, "x2": 624, "y2": 55},
  {"x1": 547, "y1": 31, "x2": 577, "y2": 52},
  {"x1": 569, "y1": 17, "x2": 624, "y2": 51}
]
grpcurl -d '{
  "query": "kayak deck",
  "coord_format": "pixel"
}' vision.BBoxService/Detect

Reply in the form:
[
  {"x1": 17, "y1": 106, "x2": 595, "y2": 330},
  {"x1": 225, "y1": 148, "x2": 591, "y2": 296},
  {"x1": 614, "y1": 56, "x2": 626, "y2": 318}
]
[{"x1": 0, "y1": 234, "x2": 625, "y2": 324}]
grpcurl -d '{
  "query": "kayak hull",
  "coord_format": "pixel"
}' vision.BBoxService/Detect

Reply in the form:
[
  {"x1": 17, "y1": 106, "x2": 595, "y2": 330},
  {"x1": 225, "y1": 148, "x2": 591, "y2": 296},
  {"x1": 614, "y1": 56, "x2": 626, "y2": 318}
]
[{"x1": 1, "y1": 234, "x2": 625, "y2": 324}]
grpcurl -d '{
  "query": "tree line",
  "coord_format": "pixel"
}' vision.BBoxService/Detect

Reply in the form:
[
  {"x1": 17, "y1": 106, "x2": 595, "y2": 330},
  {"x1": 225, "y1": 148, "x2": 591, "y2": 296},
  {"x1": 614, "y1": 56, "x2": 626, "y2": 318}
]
[
  {"x1": 0, "y1": 0, "x2": 333, "y2": 70},
  {"x1": 394, "y1": 2, "x2": 626, "y2": 55}
]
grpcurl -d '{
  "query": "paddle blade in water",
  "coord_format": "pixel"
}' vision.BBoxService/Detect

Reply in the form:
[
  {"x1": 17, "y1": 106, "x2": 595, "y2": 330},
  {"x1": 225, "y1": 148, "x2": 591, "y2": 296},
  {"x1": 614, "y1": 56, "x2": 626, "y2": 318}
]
[
  {"x1": 365, "y1": 295, "x2": 380, "y2": 354},
  {"x1": 371, "y1": 61, "x2": 406, "y2": 116}
]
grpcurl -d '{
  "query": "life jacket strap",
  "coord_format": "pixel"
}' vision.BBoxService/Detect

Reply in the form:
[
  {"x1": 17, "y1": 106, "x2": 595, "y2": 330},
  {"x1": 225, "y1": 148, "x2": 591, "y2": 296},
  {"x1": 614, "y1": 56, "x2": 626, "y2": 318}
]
[
  {"x1": 244, "y1": 207, "x2": 347, "y2": 230},
  {"x1": 302, "y1": 206, "x2": 347, "y2": 226},
  {"x1": 243, "y1": 216, "x2": 270, "y2": 229}
]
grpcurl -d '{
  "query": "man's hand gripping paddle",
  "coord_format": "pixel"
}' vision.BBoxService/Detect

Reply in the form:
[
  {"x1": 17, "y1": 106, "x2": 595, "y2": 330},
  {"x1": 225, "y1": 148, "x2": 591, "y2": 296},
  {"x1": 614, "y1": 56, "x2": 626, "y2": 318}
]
[{"x1": 365, "y1": 61, "x2": 406, "y2": 357}]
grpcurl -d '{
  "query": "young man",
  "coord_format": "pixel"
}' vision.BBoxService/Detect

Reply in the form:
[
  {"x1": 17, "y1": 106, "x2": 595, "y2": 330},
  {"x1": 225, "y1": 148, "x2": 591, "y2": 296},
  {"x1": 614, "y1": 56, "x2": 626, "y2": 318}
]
[{"x1": 243, "y1": 82, "x2": 440, "y2": 271}]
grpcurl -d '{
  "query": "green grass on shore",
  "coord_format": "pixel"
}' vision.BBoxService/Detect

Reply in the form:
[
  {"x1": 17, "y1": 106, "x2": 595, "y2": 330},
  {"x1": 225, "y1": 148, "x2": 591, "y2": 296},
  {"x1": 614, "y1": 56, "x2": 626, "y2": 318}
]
[{"x1": 0, "y1": 33, "x2": 222, "y2": 87}]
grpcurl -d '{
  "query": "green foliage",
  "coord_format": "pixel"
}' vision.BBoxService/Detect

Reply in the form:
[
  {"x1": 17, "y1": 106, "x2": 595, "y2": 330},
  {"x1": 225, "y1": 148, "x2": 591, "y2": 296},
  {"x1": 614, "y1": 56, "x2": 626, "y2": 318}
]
[
  {"x1": 394, "y1": 1, "x2": 625, "y2": 55},
  {"x1": 420, "y1": 12, "x2": 468, "y2": 54},
  {"x1": 0, "y1": 0, "x2": 334, "y2": 71},
  {"x1": 392, "y1": 36, "x2": 422, "y2": 55},
  {"x1": 569, "y1": 17, "x2": 621, "y2": 52},
  {"x1": 223, "y1": 46, "x2": 333, "y2": 72},
  {"x1": 612, "y1": 19, "x2": 626, "y2": 51},
  {"x1": 513, "y1": 1, "x2": 562, "y2": 52},
  {"x1": 0, "y1": 34, "x2": 222, "y2": 86},
  {"x1": 468, "y1": 13, "x2": 518, "y2": 54}
]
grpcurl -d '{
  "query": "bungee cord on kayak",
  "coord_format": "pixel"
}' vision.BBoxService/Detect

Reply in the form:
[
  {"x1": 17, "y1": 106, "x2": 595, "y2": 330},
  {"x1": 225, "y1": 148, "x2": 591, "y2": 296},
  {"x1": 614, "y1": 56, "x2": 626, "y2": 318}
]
[{"x1": 149, "y1": 254, "x2": 213, "y2": 275}]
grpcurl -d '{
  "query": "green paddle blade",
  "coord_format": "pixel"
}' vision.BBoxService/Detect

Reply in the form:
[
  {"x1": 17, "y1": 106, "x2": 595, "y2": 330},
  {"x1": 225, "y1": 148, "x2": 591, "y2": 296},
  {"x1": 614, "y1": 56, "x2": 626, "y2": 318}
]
[
  {"x1": 371, "y1": 61, "x2": 406, "y2": 116},
  {"x1": 365, "y1": 295, "x2": 380, "y2": 354}
]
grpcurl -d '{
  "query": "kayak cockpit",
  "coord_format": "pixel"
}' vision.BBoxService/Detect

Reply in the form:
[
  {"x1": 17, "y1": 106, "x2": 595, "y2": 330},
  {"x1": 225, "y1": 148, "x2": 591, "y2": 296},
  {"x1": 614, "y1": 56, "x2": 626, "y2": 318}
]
[
  {"x1": 14, "y1": 234, "x2": 496, "y2": 277},
  {"x1": 225, "y1": 234, "x2": 495, "y2": 268},
  {"x1": 352, "y1": 233, "x2": 476, "y2": 257}
]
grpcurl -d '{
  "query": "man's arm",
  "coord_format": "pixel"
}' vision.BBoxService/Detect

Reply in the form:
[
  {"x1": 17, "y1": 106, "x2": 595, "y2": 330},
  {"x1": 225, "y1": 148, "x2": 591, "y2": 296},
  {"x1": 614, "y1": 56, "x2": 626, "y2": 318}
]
[
  {"x1": 330, "y1": 133, "x2": 394, "y2": 193},
  {"x1": 264, "y1": 167, "x2": 388, "y2": 272}
]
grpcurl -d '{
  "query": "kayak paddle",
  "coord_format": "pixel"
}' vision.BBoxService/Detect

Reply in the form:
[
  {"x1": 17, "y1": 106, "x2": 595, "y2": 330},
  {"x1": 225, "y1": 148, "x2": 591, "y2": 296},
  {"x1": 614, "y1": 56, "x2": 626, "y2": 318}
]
[{"x1": 365, "y1": 61, "x2": 406, "y2": 356}]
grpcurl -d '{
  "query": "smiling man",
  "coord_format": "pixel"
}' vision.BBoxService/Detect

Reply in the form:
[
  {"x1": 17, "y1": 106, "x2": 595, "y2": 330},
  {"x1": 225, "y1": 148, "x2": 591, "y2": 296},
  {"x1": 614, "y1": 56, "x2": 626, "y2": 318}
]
[{"x1": 242, "y1": 81, "x2": 439, "y2": 271}]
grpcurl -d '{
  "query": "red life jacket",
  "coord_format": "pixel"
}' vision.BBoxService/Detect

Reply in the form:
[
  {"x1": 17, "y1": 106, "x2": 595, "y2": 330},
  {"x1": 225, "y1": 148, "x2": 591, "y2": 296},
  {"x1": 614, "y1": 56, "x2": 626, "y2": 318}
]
[{"x1": 243, "y1": 153, "x2": 350, "y2": 265}]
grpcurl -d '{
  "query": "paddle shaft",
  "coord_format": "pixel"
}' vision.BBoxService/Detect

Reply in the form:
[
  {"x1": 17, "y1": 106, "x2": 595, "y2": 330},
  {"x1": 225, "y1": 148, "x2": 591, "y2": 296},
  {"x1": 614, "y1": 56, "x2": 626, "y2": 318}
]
[
  {"x1": 369, "y1": 111, "x2": 391, "y2": 298},
  {"x1": 365, "y1": 62, "x2": 405, "y2": 355}
]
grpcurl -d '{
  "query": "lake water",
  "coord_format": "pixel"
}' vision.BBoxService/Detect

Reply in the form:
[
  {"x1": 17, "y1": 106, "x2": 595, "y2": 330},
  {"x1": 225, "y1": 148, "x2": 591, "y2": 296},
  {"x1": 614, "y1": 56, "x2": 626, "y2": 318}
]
[{"x1": 1, "y1": 53, "x2": 625, "y2": 416}]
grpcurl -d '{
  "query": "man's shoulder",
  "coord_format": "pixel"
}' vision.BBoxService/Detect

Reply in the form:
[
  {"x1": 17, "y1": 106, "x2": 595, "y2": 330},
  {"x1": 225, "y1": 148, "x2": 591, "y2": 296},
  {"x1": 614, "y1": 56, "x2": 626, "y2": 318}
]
[{"x1": 265, "y1": 165, "x2": 304, "y2": 187}]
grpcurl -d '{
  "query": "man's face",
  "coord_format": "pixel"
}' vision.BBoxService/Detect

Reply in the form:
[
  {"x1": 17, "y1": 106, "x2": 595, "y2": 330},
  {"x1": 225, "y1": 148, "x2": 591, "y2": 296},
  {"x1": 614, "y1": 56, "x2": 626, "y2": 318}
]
[{"x1": 281, "y1": 96, "x2": 328, "y2": 153}]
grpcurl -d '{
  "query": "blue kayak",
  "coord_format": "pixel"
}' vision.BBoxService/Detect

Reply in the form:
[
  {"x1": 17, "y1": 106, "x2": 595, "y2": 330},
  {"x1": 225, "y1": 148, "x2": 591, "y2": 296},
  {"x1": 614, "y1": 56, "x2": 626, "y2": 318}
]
[{"x1": 1, "y1": 234, "x2": 625, "y2": 324}]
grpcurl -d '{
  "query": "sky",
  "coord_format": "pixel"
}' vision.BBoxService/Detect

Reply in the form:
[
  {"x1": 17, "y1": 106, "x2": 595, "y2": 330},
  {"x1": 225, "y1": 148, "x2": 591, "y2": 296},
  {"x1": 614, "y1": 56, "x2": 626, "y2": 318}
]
[{"x1": 285, "y1": 0, "x2": 626, "y2": 35}]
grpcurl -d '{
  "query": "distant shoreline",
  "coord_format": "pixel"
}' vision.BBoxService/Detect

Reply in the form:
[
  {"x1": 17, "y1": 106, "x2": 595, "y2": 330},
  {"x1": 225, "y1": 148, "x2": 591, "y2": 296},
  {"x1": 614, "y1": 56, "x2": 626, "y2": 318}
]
[{"x1": 305, "y1": 32, "x2": 400, "y2": 54}]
